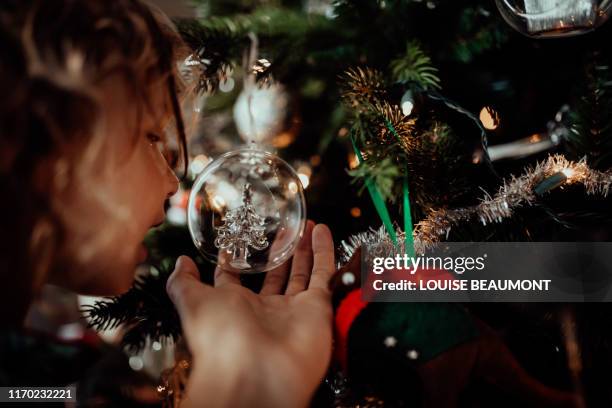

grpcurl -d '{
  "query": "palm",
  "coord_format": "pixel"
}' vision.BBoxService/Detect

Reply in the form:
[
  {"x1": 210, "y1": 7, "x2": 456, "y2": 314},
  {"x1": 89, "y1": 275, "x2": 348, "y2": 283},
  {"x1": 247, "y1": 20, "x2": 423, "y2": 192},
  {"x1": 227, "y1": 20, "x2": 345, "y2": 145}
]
[{"x1": 167, "y1": 222, "x2": 336, "y2": 408}]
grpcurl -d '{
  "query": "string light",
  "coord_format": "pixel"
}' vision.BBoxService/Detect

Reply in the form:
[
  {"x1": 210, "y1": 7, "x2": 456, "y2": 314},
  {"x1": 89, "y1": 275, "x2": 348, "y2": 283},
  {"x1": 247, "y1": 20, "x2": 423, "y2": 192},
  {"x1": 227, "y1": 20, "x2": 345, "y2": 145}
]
[
  {"x1": 479, "y1": 106, "x2": 500, "y2": 130},
  {"x1": 296, "y1": 163, "x2": 312, "y2": 189},
  {"x1": 561, "y1": 168, "x2": 576, "y2": 179},
  {"x1": 414, "y1": 155, "x2": 612, "y2": 246},
  {"x1": 298, "y1": 174, "x2": 310, "y2": 189},
  {"x1": 348, "y1": 152, "x2": 359, "y2": 169}
]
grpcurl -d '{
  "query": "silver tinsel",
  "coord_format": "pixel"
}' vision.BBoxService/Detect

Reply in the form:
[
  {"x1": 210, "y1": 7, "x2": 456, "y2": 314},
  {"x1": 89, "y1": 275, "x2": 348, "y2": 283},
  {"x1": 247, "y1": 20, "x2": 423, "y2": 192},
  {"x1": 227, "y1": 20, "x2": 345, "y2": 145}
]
[
  {"x1": 416, "y1": 154, "x2": 612, "y2": 245},
  {"x1": 337, "y1": 226, "x2": 427, "y2": 267},
  {"x1": 339, "y1": 155, "x2": 612, "y2": 265}
]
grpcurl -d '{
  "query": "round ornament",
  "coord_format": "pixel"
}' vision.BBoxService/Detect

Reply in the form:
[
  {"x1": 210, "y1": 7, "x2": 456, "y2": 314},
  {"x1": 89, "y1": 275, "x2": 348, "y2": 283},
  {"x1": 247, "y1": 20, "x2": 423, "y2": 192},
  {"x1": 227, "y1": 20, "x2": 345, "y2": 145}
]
[
  {"x1": 187, "y1": 146, "x2": 306, "y2": 273},
  {"x1": 495, "y1": 0, "x2": 612, "y2": 38},
  {"x1": 233, "y1": 83, "x2": 291, "y2": 145}
]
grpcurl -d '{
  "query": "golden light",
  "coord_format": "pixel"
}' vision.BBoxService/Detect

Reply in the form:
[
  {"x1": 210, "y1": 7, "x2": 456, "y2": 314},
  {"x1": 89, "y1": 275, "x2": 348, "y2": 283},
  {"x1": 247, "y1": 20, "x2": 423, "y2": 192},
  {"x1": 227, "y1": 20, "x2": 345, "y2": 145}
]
[
  {"x1": 297, "y1": 163, "x2": 312, "y2": 189},
  {"x1": 288, "y1": 181, "x2": 299, "y2": 194},
  {"x1": 529, "y1": 133, "x2": 542, "y2": 143},
  {"x1": 350, "y1": 207, "x2": 362, "y2": 218},
  {"x1": 348, "y1": 152, "x2": 359, "y2": 169},
  {"x1": 338, "y1": 127, "x2": 349, "y2": 138},
  {"x1": 479, "y1": 106, "x2": 500, "y2": 130},
  {"x1": 272, "y1": 132, "x2": 295, "y2": 148},
  {"x1": 310, "y1": 155, "x2": 321, "y2": 166},
  {"x1": 561, "y1": 168, "x2": 576, "y2": 179},
  {"x1": 297, "y1": 164, "x2": 312, "y2": 177}
]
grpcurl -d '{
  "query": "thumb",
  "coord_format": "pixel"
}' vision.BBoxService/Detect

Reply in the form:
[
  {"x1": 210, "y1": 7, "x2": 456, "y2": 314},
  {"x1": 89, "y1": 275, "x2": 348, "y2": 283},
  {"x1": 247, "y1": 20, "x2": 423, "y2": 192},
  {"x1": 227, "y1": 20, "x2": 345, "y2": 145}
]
[
  {"x1": 166, "y1": 255, "x2": 205, "y2": 316},
  {"x1": 174, "y1": 255, "x2": 200, "y2": 280}
]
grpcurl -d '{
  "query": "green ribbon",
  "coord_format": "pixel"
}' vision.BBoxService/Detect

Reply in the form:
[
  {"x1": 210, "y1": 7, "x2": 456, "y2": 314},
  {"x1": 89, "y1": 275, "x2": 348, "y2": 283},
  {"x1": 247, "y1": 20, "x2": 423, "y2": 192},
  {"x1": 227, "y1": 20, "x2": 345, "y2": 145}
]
[
  {"x1": 402, "y1": 172, "x2": 415, "y2": 258},
  {"x1": 350, "y1": 134, "x2": 398, "y2": 246},
  {"x1": 383, "y1": 119, "x2": 415, "y2": 257}
]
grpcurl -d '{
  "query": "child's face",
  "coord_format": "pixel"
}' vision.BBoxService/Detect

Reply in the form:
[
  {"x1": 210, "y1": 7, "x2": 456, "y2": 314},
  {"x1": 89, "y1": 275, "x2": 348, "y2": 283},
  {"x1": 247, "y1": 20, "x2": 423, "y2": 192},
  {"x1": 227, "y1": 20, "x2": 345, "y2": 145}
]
[{"x1": 50, "y1": 77, "x2": 180, "y2": 295}]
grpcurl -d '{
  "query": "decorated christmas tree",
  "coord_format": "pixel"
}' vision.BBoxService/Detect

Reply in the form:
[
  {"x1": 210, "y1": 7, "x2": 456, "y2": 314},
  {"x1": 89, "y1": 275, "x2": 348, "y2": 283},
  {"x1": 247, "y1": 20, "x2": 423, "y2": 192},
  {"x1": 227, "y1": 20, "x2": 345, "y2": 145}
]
[{"x1": 84, "y1": 0, "x2": 612, "y2": 406}]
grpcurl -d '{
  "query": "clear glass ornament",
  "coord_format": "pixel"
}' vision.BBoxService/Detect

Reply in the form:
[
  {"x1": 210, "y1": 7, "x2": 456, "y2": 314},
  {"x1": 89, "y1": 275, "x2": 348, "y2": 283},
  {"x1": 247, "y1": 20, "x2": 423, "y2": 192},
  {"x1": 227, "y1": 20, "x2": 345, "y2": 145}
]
[
  {"x1": 495, "y1": 0, "x2": 612, "y2": 38},
  {"x1": 187, "y1": 146, "x2": 306, "y2": 273}
]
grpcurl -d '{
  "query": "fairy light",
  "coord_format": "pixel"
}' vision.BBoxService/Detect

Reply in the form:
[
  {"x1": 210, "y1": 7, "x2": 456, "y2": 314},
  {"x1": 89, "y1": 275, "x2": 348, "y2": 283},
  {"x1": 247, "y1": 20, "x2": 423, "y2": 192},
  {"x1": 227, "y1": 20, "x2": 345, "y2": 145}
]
[
  {"x1": 401, "y1": 100, "x2": 415, "y2": 116},
  {"x1": 348, "y1": 152, "x2": 359, "y2": 169},
  {"x1": 350, "y1": 207, "x2": 362, "y2": 218},
  {"x1": 561, "y1": 168, "x2": 576, "y2": 179},
  {"x1": 298, "y1": 173, "x2": 310, "y2": 189},
  {"x1": 479, "y1": 106, "x2": 499, "y2": 130},
  {"x1": 401, "y1": 90, "x2": 415, "y2": 116},
  {"x1": 288, "y1": 181, "x2": 299, "y2": 194}
]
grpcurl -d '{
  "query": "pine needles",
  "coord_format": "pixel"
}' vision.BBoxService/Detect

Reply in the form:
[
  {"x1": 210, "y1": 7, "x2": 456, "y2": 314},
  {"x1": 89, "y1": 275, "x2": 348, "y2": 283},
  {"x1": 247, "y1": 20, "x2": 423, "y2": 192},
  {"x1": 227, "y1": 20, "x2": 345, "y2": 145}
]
[
  {"x1": 390, "y1": 41, "x2": 441, "y2": 90},
  {"x1": 567, "y1": 52, "x2": 612, "y2": 170},
  {"x1": 82, "y1": 266, "x2": 181, "y2": 352}
]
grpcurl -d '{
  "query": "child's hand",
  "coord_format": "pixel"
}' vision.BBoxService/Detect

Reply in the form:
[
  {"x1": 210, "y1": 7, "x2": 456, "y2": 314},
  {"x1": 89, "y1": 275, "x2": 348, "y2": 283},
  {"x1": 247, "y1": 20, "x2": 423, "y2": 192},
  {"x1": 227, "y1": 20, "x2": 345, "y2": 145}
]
[{"x1": 166, "y1": 222, "x2": 335, "y2": 408}]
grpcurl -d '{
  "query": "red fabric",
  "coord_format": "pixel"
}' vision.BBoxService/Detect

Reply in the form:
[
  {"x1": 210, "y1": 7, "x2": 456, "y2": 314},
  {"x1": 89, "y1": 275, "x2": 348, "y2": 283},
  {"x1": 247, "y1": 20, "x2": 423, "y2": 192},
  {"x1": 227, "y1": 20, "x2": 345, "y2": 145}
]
[
  {"x1": 334, "y1": 288, "x2": 368, "y2": 370},
  {"x1": 334, "y1": 267, "x2": 456, "y2": 368}
]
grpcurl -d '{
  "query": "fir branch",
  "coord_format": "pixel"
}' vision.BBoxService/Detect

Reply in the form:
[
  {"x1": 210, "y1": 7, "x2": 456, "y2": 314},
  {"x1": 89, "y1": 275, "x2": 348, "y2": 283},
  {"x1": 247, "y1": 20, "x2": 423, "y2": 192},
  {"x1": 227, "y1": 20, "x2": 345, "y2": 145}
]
[
  {"x1": 451, "y1": 6, "x2": 509, "y2": 63},
  {"x1": 176, "y1": 19, "x2": 244, "y2": 93},
  {"x1": 567, "y1": 53, "x2": 612, "y2": 170},
  {"x1": 373, "y1": 101, "x2": 417, "y2": 150},
  {"x1": 341, "y1": 67, "x2": 387, "y2": 111},
  {"x1": 82, "y1": 265, "x2": 181, "y2": 352},
  {"x1": 390, "y1": 41, "x2": 441, "y2": 90},
  {"x1": 349, "y1": 157, "x2": 400, "y2": 203}
]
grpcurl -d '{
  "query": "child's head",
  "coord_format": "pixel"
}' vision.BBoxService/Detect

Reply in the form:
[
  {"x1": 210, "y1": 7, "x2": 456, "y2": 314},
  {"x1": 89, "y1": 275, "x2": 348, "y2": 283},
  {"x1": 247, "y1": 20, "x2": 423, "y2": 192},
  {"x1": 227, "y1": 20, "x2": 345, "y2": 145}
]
[{"x1": 0, "y1": 0, "x2": 191, "y2": 315}]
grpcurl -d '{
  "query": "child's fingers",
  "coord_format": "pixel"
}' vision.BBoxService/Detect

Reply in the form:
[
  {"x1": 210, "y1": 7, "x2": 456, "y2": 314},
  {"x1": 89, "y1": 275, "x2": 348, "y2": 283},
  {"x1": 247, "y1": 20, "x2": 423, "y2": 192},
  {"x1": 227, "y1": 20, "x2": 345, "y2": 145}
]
[
  {"x1": 285, "y1": 220, "x2": 315, "y2": 295},
  {"x1": 260, "y1": 226, "x2": 294, "y2": 295},
  {"x1": 308, "y1": 224, "x2": 335, "y2": 292},
  {"x1": 166, "y1": 256, "x2": 210, "y2": 318}
]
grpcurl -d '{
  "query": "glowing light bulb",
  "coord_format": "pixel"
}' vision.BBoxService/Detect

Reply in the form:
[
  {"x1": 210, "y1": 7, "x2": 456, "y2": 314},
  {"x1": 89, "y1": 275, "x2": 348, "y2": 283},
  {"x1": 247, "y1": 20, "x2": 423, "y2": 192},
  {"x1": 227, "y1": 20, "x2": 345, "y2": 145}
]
[
  {"x1": 561, "y1": 168, "x2": 576, "y2": 179},
  {"x1": 479, "y1": 106, "x2": 499, "y2": 130},
  {"x1": 298, "y1": 173, "x2": 310, "y2": 189}
]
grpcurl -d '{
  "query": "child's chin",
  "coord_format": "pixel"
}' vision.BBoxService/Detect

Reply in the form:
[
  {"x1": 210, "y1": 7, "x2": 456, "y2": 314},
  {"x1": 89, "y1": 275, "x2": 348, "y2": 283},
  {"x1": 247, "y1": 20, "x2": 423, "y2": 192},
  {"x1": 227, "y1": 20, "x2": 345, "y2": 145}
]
[{"x1": 80, "y1": 271, "x2": 135, "y2": 296}]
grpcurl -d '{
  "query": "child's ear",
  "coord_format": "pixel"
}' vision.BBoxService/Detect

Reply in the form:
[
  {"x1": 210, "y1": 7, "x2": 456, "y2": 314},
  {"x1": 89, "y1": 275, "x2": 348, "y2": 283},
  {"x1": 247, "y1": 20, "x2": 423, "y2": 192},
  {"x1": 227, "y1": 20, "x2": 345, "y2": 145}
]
[{"x1": 330, "y1": 247, "x2": 362, "y2": 309}]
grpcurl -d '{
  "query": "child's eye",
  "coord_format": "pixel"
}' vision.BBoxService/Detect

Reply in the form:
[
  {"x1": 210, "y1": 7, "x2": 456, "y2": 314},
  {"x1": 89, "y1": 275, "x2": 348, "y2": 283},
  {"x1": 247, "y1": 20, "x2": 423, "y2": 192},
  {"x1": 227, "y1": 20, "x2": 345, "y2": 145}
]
[{"x1": 147, "y1": 132, "x2": 162, "y2": 144}]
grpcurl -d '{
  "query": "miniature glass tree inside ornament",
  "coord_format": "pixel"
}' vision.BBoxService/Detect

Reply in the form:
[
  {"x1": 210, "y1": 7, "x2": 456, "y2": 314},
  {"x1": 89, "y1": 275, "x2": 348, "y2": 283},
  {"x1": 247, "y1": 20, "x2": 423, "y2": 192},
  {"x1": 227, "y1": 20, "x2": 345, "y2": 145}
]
[
  {"x1": 188, "y1": 146, "x2": 306, "y2": 273},
  {"x1": 495, "y1": 0, "x2": 612, "y2": 38}
]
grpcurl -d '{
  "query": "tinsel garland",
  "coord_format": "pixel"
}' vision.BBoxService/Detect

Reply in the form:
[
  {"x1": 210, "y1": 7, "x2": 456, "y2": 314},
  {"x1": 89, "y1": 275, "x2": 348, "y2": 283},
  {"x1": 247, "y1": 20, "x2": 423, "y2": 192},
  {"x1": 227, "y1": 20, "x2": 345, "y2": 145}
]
[
  {"x1": 415, "y1": 154, "x2": 612, "y2": 245},
  {"x1": 339, "y1": 154, "x2": 612, "y2": 264}
]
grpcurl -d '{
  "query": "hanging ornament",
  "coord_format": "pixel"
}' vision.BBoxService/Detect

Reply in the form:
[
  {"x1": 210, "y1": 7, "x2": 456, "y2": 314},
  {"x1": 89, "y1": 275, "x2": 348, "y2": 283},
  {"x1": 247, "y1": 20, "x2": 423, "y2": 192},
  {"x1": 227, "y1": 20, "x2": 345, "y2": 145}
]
[
  {"x1": 187, "y1": 146, "x2": 307, "y2": 273},
  {"x1": 495, "y1": 0, "x2": 612, "y2": 38},
  {"x1": 232, "y1": 83, "x2": 292, "y2": 145}
]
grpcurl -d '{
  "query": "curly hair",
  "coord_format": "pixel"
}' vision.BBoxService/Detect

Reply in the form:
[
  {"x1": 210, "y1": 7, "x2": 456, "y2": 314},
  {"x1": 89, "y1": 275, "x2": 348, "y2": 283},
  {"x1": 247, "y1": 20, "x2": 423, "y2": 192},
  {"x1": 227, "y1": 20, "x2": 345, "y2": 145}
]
[{"x1": 0, "y1": 0, "x2": 191, "y2": 325}]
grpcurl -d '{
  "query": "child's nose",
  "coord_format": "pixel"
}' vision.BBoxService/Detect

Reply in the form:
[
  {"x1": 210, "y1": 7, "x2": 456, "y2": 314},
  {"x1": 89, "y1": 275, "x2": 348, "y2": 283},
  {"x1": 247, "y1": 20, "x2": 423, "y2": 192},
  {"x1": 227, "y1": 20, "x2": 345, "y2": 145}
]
[{"x1": 166, "y1": 169, "x2": 179, "y2": 198}]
